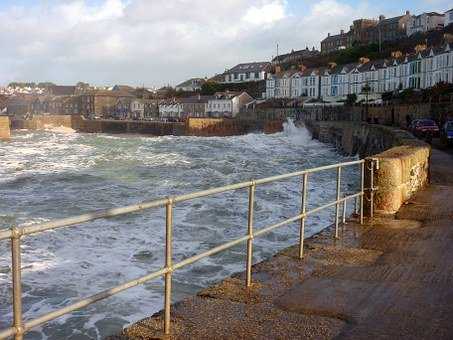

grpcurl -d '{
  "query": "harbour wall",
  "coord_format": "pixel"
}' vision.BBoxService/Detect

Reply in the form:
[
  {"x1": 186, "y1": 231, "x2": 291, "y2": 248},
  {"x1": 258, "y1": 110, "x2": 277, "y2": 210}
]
[
  {"x1": 0, "y1": 116, "x2": 10, "y2": 140},
  {"x1": 11, "y1": 115, "x2": 284, "y2": 136},
  {"x1": 304, "y1": 120, "x2": 431, "y2": 214}
]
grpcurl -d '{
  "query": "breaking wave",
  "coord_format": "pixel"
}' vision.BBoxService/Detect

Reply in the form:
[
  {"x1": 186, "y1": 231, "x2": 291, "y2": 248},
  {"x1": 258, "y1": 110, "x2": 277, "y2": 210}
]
[{"x1": 0, "y1": 122, "x2": 358, "y2": 339}]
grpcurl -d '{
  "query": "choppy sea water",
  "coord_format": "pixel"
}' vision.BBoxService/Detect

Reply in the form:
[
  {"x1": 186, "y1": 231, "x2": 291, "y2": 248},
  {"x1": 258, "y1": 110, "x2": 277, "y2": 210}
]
[{"x1": 0, "y1": 121, "x2": 359, "y2": 339}]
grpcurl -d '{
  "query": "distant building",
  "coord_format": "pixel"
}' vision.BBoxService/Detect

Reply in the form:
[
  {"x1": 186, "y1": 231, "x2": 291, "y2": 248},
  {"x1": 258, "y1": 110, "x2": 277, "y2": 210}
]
[
  {"x1": 159, "y1": 99, "x2": 183, "y2": 119},
  {"x1": 180, "y1": 95, "x2": 213, "y2": 118},
  {"x1": 407, "y1": 12, "x2": 445, "y2": 36},
  {"x1": 321, "y1": 30, "x2": 353, "y2": 54},
  {"x1": 444, "y1": 8, "x2": 453, "y2": 27},
  {"x1": 350, "y1": 19, "x2": 378, "y2": 45},
  {"x1": 6, "y1": 96, "x2": 34, "y2": 117},
  {"x1": 368, "y1": 12, "x2": 412, "y2": 44},
  {"x1": 321, "y1": 11, "x2": 412, "y2": 54},
  {"x1": 129, "y1": 98, "x2": 159, "y2": 120},
  {"x1": 222, "y1": 62, "x2": 270, "y2": 83},
  {"x1": 80, "y1": 90, "x2": 134, "y2": 118},
  {"x1": 47, "y1": 85, "x2": 76, "y2": 96},
  {"x1": 266, "y1": 43, "x2": 453, "y2": 101},
  {"x1": 175, "y1": 78, "x2": 205, "y2": 92},
  {"x1": 206, "y1": 91, "x2": 254, "y2": 118},
  {"x1": 272, "y1": 47, "x2": 320, "y2": 64}
]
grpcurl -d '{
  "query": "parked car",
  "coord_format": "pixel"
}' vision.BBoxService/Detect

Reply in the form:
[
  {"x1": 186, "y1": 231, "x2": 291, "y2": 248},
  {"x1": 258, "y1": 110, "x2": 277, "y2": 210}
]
[
  {"x1": 440, "y1": 120, "x2": 453, "y2": 146},
  {"x1": 409, "y1": 119, "x2": 439, "y2": 138}
]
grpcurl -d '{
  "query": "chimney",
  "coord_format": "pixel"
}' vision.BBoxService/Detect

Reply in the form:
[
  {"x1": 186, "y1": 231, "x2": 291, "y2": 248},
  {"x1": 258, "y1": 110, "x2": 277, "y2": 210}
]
[
  {"x1": 406, "y1": 10, "x2": 410, "y2": 16},
  {"x1": 340, "y1": 29, "x2": 344, "y2": 35},
  {"x1": 328, "y1": 33, "x2": 330, "y2": 37},
  {"x1": 379, "y1": 15, "x2": 385, "y2": 21}
]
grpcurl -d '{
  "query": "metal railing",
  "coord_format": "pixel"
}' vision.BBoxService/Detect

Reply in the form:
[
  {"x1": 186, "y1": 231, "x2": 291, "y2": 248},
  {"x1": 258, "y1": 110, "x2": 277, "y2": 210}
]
[{"x1": 0, "y1": 158, "x2": 376, "y2": 339}]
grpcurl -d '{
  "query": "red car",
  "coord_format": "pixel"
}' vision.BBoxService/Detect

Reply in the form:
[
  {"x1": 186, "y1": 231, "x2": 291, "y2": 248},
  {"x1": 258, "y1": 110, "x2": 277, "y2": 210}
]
[{"x1": 409, "y1": 119, "x2": 439, "y2": 138}]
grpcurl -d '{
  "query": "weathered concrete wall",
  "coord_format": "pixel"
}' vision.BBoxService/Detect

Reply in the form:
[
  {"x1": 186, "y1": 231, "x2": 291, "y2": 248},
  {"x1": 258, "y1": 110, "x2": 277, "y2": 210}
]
[
  {"x1": 186, "y1": 118, "x2": 284, "y2": 136},
  {"x1": 0, "y1": 116, "x2": 10, "y2": 140},
  {"x1": 11, "y1": 115, "x2": 284, "y2": 137},
  {"x1": 305, "y1": 120, "x2": 430, "y2": 214},
  {"x1": 12, "y1": 115, "x2": 186, "y2": 136},
  {"x1": 11, "y1": 115, "x2": 74, "y2": 130},
  {"x1": 74, "y1": 117, "x2": 186, "y2": 136}
]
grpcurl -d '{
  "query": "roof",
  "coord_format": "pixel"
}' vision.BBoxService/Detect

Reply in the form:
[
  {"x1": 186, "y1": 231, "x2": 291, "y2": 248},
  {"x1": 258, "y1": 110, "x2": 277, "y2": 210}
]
[
  {"x1": 111, "y1": 85, "x2": 135, "y2": 92},
  {"x1": 376, "y1": 13, "x2": 409, "y2": 26},
  {"x1": 321, "y1": 32, "x2": 351, "y2": 43},
  {"x1": 225, "y1": 62, "x2": 270, "y2": 74},
  {"x1": 180, "y1": 95, "x2": 214, "y2": 104},
  {"x1": 90, "y1": 90, "x2": 135, "y2": 97},
  {"x1": 272, "y1": 48, "x2": 320, "y2": 63},
  {"x1": 175, "y1": 78, "x2": 205, "y2": 88},
  {"x1": 48, "y1": 85, "x2": 76, "y2": 96},
  {"x1": 301, "y1": 67, "x2": 321, "y2": 76},
  {"x1": 7, "y1": 96, "x2": 35, "y2": 105},
  {"x1": 424, "y1": 12, "x2": 444, "y2": 16}
]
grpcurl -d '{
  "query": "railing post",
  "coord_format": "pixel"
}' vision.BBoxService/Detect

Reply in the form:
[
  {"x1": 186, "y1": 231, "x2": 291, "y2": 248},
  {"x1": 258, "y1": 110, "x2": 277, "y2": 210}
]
[
  {"x1": 369, "y1": 159, "x2": 375, "y2": 218},
  {"x1": 360, "y1": 162, "x2": 365, "y2": 224},
  {"x1": 335, "y1": 167, "x2": 342, "y2": 239},
  {"x1": 11, "y1": 227, "x2": 24, "y2": 340},
  {"x1": 164, "y1": 199, "x2": 173, "y2": 336},
  {"x1": 246, "y1": 182, "x2": 256, "y2": 288},
  {"x1": 342, "y1": 198, "x2": 347, "y2": 224},
  {"x1": 299, "y1": 173, "x2": 308, "y2": 259}
]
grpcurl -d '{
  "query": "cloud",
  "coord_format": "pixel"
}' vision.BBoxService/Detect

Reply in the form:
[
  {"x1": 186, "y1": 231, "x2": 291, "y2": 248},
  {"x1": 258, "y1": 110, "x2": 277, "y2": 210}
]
[
  {"x1": 242, "y1": 0, "x2": 286, "y2": 25},
  {"x1": 0, "y1": 0, "x2": 449, "y2": 87}
]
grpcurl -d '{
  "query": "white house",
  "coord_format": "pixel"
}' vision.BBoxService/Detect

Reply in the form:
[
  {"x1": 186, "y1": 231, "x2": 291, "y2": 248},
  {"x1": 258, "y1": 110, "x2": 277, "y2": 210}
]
[
  {"x1": 407, "y1": 12, "x2": 445, "y2": 36},
  {"x1": 159, "y1": 100, "x2": 183, "y2": 119},
  {"x1": 320, "y1": 67, "x2": 332, "y2": 98},
  {"x1": 300, "y1": 68, "x2": 320, "y2": 98},
  {"x1": 290, "y1": 72, "x2": 303, "y2": 98},
  {"x1": 175, "y1": 78, "x2": 205, "y2": 92},
  {"x1": 266, "y1": 74, "x2": 277, "y2": 99},
  {"x1": 223, "y1": 62, "x2": 270, "y2": 83},
  {"x1": 264, "y1": 43, "x2": 453, "y2": 101},
  {"x1": 206, "y1": 91, "x2": 254, "y2": 118},
  {"x1": 445, "y1": 8, "x2": 453, "y2": 26}
]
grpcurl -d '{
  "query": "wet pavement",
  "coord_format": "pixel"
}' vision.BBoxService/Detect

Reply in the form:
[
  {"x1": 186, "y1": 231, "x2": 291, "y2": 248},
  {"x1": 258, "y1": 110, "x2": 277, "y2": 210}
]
[{"x1": 110, "y1": 145, "x2": 453, "y2": 339}]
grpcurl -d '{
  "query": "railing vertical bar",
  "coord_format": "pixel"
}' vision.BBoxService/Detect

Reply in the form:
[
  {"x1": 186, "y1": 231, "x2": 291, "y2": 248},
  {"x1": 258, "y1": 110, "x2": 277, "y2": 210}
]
[
  {"x1": 11, "y1": 227, "x2": 23, "y2": 340},
  {"x1": 164, "y1": 200, "x2": 173, "y2": 335},
  {"x1": 370, "y1": 159, "x2": 375, "y2": 218},
  {"x1": 360, "y1": 162, "x2": 365, "y2": 224},
  {"x1": 342, "y1": 198, "x2": 347, "y2": 224},
  {"x1": 335, "y1": 167, "x2": 342, "y2": 239},
  {"x1": 246, "y1": 182, "x2": 256, "y2": 288},
  {"x1": 299, "y1": 173, "x2": 308, "y2": 259}
]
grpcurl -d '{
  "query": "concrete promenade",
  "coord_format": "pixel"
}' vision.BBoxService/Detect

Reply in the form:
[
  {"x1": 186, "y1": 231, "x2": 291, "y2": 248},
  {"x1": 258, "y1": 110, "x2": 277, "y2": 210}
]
[{"x1": 113, "y1": 145, "x2": 453, "y2": 339}]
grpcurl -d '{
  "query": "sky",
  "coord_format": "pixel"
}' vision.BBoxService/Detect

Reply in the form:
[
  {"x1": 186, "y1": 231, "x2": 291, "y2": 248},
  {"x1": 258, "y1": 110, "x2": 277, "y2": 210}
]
[{"x1": 0, "y1": 0, "x2": 451, "y2": 87}]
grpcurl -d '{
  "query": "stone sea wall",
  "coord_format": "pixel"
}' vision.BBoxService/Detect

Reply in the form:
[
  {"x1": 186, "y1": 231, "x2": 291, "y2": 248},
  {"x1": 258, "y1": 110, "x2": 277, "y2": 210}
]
[
  {"x1": 11, "y1": 115, "x2": 284, "y2": 137},
  {"x1": 0, "y1": 116, "x2": 10, "y2": 140},
  {"x1": 305, "y1": 120, "x2": 430, "y2": 214}
]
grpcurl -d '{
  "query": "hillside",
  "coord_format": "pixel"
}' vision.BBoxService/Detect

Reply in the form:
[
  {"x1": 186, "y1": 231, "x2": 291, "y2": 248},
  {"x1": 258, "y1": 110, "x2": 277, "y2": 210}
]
[{"x1": 276, "y1": 24, "x2": 453, "y2": 71}]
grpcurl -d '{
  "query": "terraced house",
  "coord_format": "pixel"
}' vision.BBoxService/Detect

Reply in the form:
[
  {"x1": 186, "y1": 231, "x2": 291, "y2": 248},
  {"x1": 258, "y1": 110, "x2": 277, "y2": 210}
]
[
  {"x1": 266, "y1": 44, "x2": 453, "y2": 101},
  {"x1": 222, "y1": 62, "x2": 270, "y2": 83}
]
